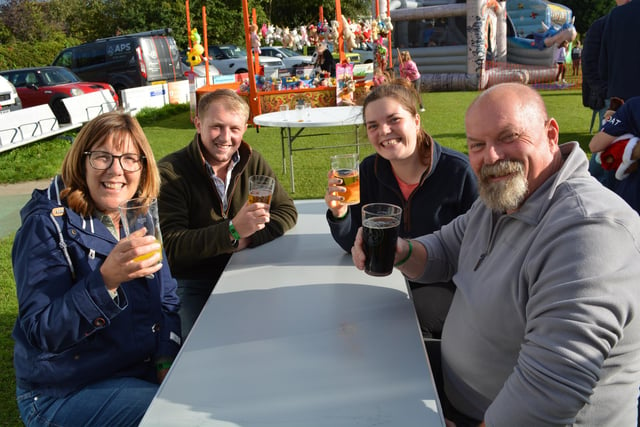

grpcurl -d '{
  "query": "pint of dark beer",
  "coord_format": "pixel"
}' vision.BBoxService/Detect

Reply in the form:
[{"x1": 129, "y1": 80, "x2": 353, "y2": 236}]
[{"x1": 362, "y1": 203, "x2": 402, "y2": 276}]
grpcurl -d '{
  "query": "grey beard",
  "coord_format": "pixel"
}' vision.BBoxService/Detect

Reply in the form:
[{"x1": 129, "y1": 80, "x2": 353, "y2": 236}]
[{"x1": 479, "y1": 160, "x2": 528, "y2": 213}]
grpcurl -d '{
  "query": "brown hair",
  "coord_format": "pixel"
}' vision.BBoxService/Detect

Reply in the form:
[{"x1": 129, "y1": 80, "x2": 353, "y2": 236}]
[
  {"x1": 362, "y1": 78, "x2": 432, "y2": 160},
  {"x1": 197, "y1": 89, "x2": 250, "y2": 122},
  {"x1": 60, "y1": 111, "x2": 159, "y2": 217}
]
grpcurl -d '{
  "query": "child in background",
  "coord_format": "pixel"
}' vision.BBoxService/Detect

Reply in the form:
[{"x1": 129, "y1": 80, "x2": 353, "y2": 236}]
[
  {"x1": 398, "y1": 51, "x2": 425, "y2": 112},
  {"x1": 571, "y1": 40, "x2": 582, "y2": 76},
  {"x1": 373, "y1": 67, "x2": 388, "y2": 86},
  {"x1": 555, "y1": 40, "x2": 568, "y2": 84}
]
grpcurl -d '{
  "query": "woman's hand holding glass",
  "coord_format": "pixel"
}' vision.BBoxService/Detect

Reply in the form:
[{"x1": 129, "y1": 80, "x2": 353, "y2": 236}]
[
  {"x1": 325, "y1": 170, "x2": 349, "y2": 219},
  {"x1": 100, "y1": 228, "x2": 163, "y2": 292}
]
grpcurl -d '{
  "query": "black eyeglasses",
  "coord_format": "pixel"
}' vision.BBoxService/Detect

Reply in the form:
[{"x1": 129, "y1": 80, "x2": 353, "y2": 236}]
[{"x1": 84, "y1": 151, "x2": 145, "y2": 172}]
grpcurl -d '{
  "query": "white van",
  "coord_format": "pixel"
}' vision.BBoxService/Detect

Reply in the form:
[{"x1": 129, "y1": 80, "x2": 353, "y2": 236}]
[{"x1": 0, "y1": 75, "x2": 22, "y2": 114}]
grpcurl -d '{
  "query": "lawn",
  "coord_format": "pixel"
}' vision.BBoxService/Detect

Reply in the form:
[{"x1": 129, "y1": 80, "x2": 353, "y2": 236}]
[{"x1": 0, "y1": 89, "x2": 593, "y2": 424}]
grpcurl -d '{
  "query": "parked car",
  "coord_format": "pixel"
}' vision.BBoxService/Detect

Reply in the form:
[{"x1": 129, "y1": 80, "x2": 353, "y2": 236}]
[
  {"x1": 181, "y1": 59, "x2": 221, "y2": 79},
  {"x1": 207, "y1": 44, "x2": 285, "y2": 76},
  {"x1": 352, "y1": 42, "x2": 375, "y2": 64},
  {"x1": 259, "y1": 46, "x2": 313, "y2": 72},
  {"x1": 52, "y1": 28, "x2": 184, "y2": 95},
  {"x1": 0, "y1": 66, "x2": 118, "y2": 124},
  {"x1": 0, "y1": 75, "x2": 22, "y2": 114}
]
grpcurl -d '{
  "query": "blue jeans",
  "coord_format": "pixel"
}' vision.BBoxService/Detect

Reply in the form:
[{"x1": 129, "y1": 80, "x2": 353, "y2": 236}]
[
  {"x1": 177, "y1": 278, "x2": 216, "y2": 338},
  {"x1": 17, "y1": 377, "x2": 158, "y2": 427}
]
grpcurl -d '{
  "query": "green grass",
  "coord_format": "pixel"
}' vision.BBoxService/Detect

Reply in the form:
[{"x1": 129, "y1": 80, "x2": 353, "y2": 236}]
[{"x1": 0, "y1": 89, "x2": 593, "y2": 424}]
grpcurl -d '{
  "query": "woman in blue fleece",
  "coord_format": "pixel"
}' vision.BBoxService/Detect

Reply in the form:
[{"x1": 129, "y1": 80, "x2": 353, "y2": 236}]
[
  {"x1": 12, "y1": 112, "x2": 181, "y2": 426},
  {"x1": 325, "y1": 80, "x2": 478, "y2": 338}
]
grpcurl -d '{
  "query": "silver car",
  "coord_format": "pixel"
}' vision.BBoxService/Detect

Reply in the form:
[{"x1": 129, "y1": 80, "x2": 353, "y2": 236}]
[
  {"x1": 351, "y1": 42, "x2": 375, "y2": 64},
  {"x1": 259, "y1": 46, "x2": 314, "y2": 72}
]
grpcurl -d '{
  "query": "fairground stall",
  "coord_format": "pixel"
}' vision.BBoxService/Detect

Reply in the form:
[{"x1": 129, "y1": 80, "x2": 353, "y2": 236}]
[{"x1": 185, "y1": 0, "x2": 393, "y2": 121}]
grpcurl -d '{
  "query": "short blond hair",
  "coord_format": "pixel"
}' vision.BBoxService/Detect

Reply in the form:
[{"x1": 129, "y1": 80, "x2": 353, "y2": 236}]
[{"x1": 197, "y1": 89, "x2": 250, "y2": 122}]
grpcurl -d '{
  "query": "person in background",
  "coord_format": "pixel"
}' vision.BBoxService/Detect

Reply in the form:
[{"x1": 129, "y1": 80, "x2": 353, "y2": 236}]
[
  {"x1": 570, "y1": 39, "x2": 581, "y2": 76},
  {"x1": 325, "y1": 79, "x2": 478, "y2": 339},
  {"x1": 582, "y1": 1, "x2": 630, "y2": 185},
  {"x1": 352, "y1": 83, "x2": 640, "y2": 426},
  {"x1": 373, "y1": 66, "x2": 389, "y2": 87},
  {"x1": 12, "y1": 111, "x2": 181, "y2": 426},
  {"x1": 314, "y1": 42, "x2": 336, "y2": 77},
  {"x1": 158, "y1": 89, "x2": 297, "y2": 338},
  {"x1": 599, "y1": 0, "x2": 639, "y2": 101},
  {"x1": 555, "y1": 40, "x2": 568, "y2": 84},
  {"x1": 582, "y1": 14, "x2": 609, "y2": 130},
  {"x1": 398, "y1": 50, "x2": 425, "y2": 112},
  {"x1": 589, "y1": 96, "x2": 640, "y2": 214}
]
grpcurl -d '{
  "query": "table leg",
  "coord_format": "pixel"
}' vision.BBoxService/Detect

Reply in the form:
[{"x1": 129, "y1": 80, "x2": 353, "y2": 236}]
[
  {"x1": 280, "y1": 127, "x2": 287, "y2": 173},
  {"x1": 288, "y1": 127, "x2": 295, "y2": 192}
]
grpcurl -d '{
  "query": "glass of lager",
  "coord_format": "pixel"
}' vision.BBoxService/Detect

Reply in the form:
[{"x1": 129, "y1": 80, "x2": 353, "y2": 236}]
[
  {"x1": 330, "y1": 153, "x2": 360, "y2": 205},
  {"x1": 248, "y1": 175, "x2": 276, "y2": 206},
  {"x1": 295, "y1": 104, "x2": 305, "y2": 122},
  {"x1": 118, "y1": 197, "x2": 163, "y2": 263},
  {"x1": 362, "y1": 203, "x2": 402, "y2": 276}
]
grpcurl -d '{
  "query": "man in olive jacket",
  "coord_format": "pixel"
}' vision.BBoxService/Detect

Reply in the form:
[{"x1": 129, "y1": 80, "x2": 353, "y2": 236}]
[{"x1": 158, "y1": 89, "x2": 298, "y2": 337}]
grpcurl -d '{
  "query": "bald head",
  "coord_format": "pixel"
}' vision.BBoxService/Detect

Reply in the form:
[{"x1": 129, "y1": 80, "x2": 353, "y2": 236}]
[{"x1": 466, "y1": 83, "x2": 548, "y2": 127}]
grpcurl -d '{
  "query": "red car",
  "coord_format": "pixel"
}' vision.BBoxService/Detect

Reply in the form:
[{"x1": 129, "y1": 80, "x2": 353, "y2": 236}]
[{"x1": 0, "y1": 66, "x2": 118, "y2": 124}]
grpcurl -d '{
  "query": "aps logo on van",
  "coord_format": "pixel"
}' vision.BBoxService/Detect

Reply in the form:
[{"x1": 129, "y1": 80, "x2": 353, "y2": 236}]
[{"x1": 107, "y1": 42, "x2": 132, "y2": 57}]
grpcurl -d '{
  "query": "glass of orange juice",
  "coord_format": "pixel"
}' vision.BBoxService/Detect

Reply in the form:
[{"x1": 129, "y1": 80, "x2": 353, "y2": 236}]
[
  {"x1": 330, "y1": 153, "x2": 360, "y2": 205},
  {"x1": 118, "y1": 197, "x2": 163, "y2": 262}
]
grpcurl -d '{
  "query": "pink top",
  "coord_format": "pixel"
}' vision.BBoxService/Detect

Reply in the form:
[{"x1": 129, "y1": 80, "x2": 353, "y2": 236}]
[
  {"x1": 373, "y1": 74, "x2": 387, "y2": 86},
  {"x1": 400, "y1": 60, "x2": 421, "y2": 82},
  {"x1": 393, "y1": 170, "x2": 419, "y2": 200}
]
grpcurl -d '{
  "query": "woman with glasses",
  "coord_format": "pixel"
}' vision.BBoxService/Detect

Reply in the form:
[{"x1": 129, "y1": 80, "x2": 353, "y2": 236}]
[{"x1": 12, "y1": 111, "x2": 181, "y2": 426}]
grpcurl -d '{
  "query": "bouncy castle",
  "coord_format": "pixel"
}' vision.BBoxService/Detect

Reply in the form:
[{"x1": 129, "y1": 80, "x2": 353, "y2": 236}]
[{"x1": 388, "y1": 0, "x2": 576, "y2": 91}]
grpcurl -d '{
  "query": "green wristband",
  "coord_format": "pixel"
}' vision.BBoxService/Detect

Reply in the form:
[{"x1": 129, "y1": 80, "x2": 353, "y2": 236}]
[
  {"x1": 156, "y1": 361, "x2": 172, "y2": 370},
  {"x1": 394, "y1": 239, "x2": 413, "y2": 267},
  {"x1": 229, "y1": 220, "x2": 241, "y2": 240}
]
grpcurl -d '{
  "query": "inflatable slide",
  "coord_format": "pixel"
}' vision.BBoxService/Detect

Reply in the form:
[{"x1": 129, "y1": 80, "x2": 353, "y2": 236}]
[{"x1": 506, "y1": 0, "x2": 575, "y2": 66}]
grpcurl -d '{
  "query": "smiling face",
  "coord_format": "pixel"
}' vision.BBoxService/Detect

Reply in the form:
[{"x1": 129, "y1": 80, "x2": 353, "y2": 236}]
[
  {"x1": 85, "y1": 135, "x2": 141, "y2": 219},
  {"x1": 195, "y1": 101, "x2": 248, "y2": 170},
  {"x1": 364, "y1": 97, "x2": 421, "y2": 161},
  {"x1": 465, "y1": 84, "x2": 561, "y2": 213}
]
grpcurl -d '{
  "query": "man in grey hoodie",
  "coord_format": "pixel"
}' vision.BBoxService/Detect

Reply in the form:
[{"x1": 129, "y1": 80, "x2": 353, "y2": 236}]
[{"x1": 353, "y1": 83, "x2": 640, "y2": 426}]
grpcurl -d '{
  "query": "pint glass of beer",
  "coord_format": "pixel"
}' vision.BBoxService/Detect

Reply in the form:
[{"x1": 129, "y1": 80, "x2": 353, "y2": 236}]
[
  {"x1": 362, "y1": 203, "x2": 402, "y2": 276},
  {"x1": 330, "y1": 153, "x2": 360, "y2": 205},
  {"x1": 118, "y1": 197, "x2": 163, "y2": 263},
  {"x1": 248, "y1": 175, "x2": 276, "y2": 205}
]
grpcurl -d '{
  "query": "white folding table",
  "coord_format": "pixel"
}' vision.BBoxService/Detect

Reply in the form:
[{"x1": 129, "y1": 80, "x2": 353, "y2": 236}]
[
  {"x1": 140, "y1": 199, "x2": 445, "y2": 427},
  {"x1": 253, "y1": 106, "x2": 364, "y2": 192}
]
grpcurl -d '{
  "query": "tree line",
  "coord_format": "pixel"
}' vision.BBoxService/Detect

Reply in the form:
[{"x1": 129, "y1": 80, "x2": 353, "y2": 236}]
[
  {"x1": 0, "y1": 0, "x2": 370, "y2": 70},
  {"x1": 0, "y1": 0, "x2": 616, "y2": 71}
]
